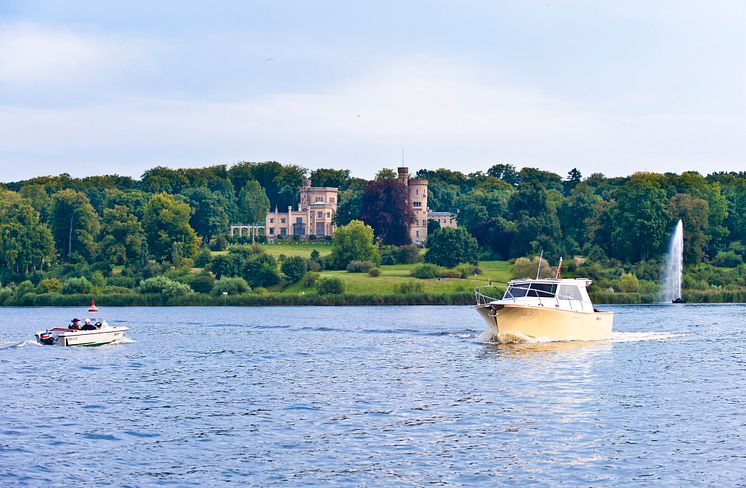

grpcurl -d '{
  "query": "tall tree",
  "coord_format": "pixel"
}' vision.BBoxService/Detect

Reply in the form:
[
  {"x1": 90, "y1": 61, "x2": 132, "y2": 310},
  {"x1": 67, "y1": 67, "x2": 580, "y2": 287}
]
[
  {"x1": 0, "y1": 191, "x2": 56, "y2": 278},
  {"x1": 184, "y1": 187, "x2": 230, "y2": 242},
  {"x1": 425, "y1": 227, "x2": 479, "y2": 267},
  {"x1": 99, "y1": 205, "x2": 145, "y2": 265},
  {"x1": 50, "y1": 189, "x2": 100, "y2": 261},
  {"x1": 608, "y1": 174, "x2": 671, "y2": 262},
  {"x1": 236, "y1": 180, "x2": 270, "y2": 225},
  {"x1": 310, "y1": 168, "x2": 351, "y2": 189},
  {"x1": 564, "y1": 168, "x2": 583, "y2": 195},
  {"x1": 487, "y1": 163, "x2": 520, "y2": 187},
  {"x1": 142, "y1": 193, "x2": 200, "y2": 263},
  {"x1": 508, "y1": 182, "x2": 563, "y2": 261},
  {"x1": 336, "y1": 179, "x2": 366, "y2": 226},
  {"x1": 360, "y1": 179, "x2": 415, "y2": 245},
  {"x1": 668, "y1": 193, "x2": 709, "y2": 264},
  {"x1": 330, "y1": 220, "x2": 380, "y2": 269}
]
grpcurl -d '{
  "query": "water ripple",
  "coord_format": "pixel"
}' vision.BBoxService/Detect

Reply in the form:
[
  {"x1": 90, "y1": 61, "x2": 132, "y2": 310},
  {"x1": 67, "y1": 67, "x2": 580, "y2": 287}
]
[{"x1": 0, "y1": 304, "x2": 744, "y2": 486}]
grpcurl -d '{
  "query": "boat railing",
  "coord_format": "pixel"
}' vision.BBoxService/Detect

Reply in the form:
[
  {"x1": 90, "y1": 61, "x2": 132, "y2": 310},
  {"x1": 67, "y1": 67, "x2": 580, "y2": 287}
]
[{"x1": 474, "y1": 285, "x2": 506, "y2": 305}]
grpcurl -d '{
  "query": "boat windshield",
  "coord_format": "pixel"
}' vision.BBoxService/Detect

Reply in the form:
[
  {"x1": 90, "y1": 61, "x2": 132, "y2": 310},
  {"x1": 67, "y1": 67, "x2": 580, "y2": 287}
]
[{"x1": 504, "y1": 282, "x2": 557, "y2": 299}]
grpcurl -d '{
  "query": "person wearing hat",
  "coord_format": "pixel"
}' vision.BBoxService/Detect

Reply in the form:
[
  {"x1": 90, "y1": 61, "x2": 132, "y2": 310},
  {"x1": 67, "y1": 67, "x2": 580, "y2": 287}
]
[{"x1": 70, "y1": 318, "x2": 81, "y2": 330}]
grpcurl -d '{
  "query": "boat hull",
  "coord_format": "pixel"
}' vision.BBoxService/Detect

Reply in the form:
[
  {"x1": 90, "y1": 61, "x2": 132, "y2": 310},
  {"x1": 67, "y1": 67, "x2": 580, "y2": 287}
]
[
  {"x1": 35, "y1": 327, "x2": 129, "y2": 347},
  {"x1": 477, "y1": 303, "x2": 613, "y2": 342}
]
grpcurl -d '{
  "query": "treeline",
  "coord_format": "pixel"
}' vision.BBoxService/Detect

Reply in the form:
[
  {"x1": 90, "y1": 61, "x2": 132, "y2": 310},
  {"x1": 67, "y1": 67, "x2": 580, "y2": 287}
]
[{"x1": 0, "y1": 161, "x2": 745, "y2": 296}]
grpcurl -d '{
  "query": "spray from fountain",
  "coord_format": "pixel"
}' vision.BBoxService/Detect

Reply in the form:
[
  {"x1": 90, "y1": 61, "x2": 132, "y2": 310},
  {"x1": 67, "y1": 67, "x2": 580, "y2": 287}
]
[{"x1": 660, "y1": 220, "x2": 684, "y2": 303}]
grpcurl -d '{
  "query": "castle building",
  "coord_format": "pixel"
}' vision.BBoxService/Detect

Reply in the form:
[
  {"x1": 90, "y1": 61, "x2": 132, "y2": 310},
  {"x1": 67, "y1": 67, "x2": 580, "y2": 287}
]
[
  {"x1": 230, "y1": 180, "x2": 338, "y2": 240},
  {"x1": 230, "y1": 169, "x2": 456, "y2": 243}
]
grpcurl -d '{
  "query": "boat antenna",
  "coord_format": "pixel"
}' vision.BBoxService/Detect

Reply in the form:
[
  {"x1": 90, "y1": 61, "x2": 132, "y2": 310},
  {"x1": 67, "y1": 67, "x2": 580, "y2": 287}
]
[
  {"x1": 535, "y1": 250, "x2": 544, "y2": 279},
  {"x1": 556, "y1": 257, "x2": 563, "y2": 279}
]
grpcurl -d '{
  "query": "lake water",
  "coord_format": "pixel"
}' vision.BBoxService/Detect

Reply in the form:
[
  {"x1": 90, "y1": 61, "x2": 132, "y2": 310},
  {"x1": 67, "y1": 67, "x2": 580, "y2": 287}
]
[{"x1": 1, "y1": 304, "x2": 745, "y2": 486}]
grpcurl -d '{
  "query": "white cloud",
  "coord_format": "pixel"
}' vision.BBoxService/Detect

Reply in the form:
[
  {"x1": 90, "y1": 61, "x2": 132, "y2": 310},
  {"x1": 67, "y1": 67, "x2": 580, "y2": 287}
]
[
  {"x1": 0, "y1": 22, "x2": 146, "y2": 86},
  {"x1": 0, "y1": 57, "x2": 743, "y2": 180}
]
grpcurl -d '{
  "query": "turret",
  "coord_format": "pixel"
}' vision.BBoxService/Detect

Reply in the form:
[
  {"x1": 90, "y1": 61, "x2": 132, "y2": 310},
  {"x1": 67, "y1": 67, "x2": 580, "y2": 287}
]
[{"x1": 398, "y1": 167, "x2": 409, "y2": 186}]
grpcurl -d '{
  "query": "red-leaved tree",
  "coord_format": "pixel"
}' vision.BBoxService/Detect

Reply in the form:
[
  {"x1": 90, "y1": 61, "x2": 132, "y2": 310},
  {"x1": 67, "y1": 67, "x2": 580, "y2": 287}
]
[{"x1": 360, "y1": 179, "x2": 415, "y2": 245}]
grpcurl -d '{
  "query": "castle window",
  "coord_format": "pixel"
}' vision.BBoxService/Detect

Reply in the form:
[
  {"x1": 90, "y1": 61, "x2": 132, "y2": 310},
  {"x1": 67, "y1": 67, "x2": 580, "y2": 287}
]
[
  {"x1": 316, "y1": 196, "x2": 323, "y2": 202},
  {"x1": 269, "y1": 228, "x2": 275, "y2": 235},
  {"x1": 416, "y1": 230, "x2": 420, "y2": 237},
  {"x1": 413, "y1": 201, "x2": 422, "y2": 208},
  {"x1": 270, "y1": 218, "x2": 274, "y2": 223},
  {"x1": 281, "y1": 218, "x2": 286, "y2": 224},
  {"x1": 330, "y1": 197, "x2": 335, "y2": 203},
  {"x1": 317, "y1": 211, "x2": 323, "y2": 218}
]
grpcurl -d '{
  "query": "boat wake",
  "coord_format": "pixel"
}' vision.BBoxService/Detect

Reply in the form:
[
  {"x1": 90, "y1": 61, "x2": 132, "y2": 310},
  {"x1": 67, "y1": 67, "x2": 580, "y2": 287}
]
[
  {"x1": 100, "y1": 337, "x2": 136, "y2": 347},
  {"x1": 479, "y1": 330, "x2": 689, "y2": 345},
  {"x1": 609, "y1": 331, "x2": 689, "y2": 343},
  {"x1": 0, "y1": 339, "x2": 42, "y2": 349}
]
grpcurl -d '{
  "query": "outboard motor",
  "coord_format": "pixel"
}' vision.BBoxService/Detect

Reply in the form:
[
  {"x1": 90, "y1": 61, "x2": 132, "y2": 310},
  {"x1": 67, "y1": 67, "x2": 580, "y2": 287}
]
[{"x1": 36, "y1": 330, "x2": 55, "y2": 345}]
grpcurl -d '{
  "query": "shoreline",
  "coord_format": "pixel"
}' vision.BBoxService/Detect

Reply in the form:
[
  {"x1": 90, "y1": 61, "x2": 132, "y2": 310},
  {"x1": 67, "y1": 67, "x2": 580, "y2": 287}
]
[{"x1": 2, "y1": 290, "x2": 745, "y2": 307}]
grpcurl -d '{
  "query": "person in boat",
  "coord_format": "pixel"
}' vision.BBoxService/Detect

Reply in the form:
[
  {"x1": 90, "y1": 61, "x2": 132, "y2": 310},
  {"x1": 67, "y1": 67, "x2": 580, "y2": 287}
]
[
  {"x1": 70, "y1": 318, "x2": 81, "y2": 330},
  {"x1": 81, "y1": 318, "x2": 97, "y2": 330}
]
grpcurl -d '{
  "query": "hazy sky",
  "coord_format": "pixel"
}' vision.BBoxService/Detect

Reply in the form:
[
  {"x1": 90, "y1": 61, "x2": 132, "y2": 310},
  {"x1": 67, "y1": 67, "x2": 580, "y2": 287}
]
[{"x1": 1, "y1": 1, "x2": 744, "y2": 182}]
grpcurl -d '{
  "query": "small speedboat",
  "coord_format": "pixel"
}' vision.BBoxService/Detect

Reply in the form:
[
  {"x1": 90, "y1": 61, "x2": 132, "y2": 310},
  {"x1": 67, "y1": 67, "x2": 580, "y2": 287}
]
[{"x1": 35, "y1": 303, "x2": 129, "y2": 347}]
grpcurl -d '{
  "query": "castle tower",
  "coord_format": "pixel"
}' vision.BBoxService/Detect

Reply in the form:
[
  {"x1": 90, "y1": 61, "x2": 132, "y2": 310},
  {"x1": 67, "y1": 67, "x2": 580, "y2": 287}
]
[{"x1": 397, "y1": 167, "x2": 428, "y2": 244}]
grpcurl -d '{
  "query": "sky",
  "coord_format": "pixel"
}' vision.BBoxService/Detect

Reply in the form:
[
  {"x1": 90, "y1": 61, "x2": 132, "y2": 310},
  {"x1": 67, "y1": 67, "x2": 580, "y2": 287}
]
[{"x1": 0, "y1": 0, "x2": 745, "y2": 182}]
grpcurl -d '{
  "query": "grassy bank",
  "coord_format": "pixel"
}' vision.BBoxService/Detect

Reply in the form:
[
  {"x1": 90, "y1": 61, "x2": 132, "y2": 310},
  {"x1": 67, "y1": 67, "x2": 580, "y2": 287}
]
[
  {"x1": 5, "y1": 288, "x2": 745, "y2": 307},
  {"x1": 8, "y1": 291, "x2": 476, "y2": 307}
]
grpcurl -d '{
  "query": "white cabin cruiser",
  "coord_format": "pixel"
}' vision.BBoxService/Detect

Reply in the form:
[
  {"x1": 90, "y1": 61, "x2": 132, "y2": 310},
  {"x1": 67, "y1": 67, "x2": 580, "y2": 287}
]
[{"x1": 475, "y1": 278, "x2": 613, "y2": 342}]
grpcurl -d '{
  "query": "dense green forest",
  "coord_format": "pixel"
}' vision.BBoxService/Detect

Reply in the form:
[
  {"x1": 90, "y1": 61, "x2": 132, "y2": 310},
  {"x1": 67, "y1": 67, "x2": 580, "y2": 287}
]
[{"x1": 0, "y1": 161, "x2": 744, "y2": 305}]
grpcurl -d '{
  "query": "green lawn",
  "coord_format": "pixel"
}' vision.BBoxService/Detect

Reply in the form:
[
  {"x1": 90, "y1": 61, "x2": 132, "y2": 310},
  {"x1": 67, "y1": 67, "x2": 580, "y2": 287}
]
[
  {"x1": 213, "y1": 242, "x2": 332, "y2": 259},
  {"x1": 282, "y1": 260, "x2": 512, "y2": 295}
]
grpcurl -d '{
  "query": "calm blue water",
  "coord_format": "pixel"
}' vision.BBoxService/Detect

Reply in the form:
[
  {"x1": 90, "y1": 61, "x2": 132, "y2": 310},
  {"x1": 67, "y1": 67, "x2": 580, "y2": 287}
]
[{"x1": 1, "y1": 304, "x2": 745, "y2": 486}]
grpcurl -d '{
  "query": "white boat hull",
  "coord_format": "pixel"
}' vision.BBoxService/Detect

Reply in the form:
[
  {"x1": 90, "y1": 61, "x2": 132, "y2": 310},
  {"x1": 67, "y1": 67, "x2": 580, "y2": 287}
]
[
  {"x1": 477, "y1": 303, "x2": 613, "y2": 342},
  {"x1": 35, "y1": 326, "x2": 129, "y2": 347}
]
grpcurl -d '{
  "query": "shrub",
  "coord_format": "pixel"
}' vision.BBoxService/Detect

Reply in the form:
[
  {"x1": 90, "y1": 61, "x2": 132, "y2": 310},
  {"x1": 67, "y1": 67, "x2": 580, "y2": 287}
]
[
  {"x1": 139, "y1": 276, "x2": 192, "y2": 296},
  {"x1": 511, "y1": 257, "x2": 553, "y2": 280},
  {"x1": 0, "y1": 287, "x2": 14, "y2": 304},
  {"x1": 61, "y1": 277, "x2": 93, "y2": 294},
  {"x1": 394, "y1": 244, "x2": 423, "y2": 264},
  {"x1": 346, "y1": 260, "x2": 376, "y2": 273},
  {"x1": 713, "y1": 251, "x2": 743, "y2": 267},
  {"x1": 395, "y1": 280, "x2": 425, "y2": 294},
  {"x1": 302, "y1": 272, "x2": 321, "y2": 288},
  {"x1": 454, "y1": 263, "x2": 482, "y2": 278},
  {"x1": 210, "y1": 235, "x2": 228, "y2": 251},
  {"x1": 211, "y1": 276, "x2": 250, "y2": 296},
  {"x1": 195, "y1": 248, "x2": 213, "y2": 267},
  {"x1": 368, "y1": 267, "x2": 381, "y2": 277},
  {"x1": 37, "y1": 278, "x2": 61, "y2": 294},
  {"x1": 316, "y1": 276, "x2": 345, "y2": 295},
  {"x1": 189, "y1": 273, "x2": 216, "y2": 294},
  {"x1": 253, "y1": 287, "x2": 269, "y2": 295},
  {"x1": 617, "y1": 272, "x2": 640, "y2": 293},
  {"x1": 281, "y1": 256, "x2": 308, "y2": 283},
  {"x1": 438, "y1": 269, "x2": 462, "y2": 279},
  {"x1": 411, "y1": 263, "x2": 442, "y2": 279},
  {"x1": 106, "y1": 275, "x2": 138, "y2": 288},
  {"x1": 15, "y1": 280, "x2": 36, "y2": 298}
]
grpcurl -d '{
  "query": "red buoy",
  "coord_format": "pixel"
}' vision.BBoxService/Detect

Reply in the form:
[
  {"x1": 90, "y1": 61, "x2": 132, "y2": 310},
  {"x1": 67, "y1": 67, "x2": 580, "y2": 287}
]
[{"x1": 88, "y1": 300, "x2": 99, "y2": 313}]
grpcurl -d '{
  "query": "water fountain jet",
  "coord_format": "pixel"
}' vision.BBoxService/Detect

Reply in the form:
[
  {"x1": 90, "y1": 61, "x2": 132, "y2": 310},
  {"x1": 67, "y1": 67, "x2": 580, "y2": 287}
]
[{"x1": 660, "y1": 220, "x2": 684, "y2": 303}]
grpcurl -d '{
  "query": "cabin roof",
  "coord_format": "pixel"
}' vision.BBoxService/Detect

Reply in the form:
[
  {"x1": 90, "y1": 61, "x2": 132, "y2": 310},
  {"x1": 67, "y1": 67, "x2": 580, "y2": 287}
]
[{"x1": 508, "y1": 278, "x2": 592, "y2": 286}]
